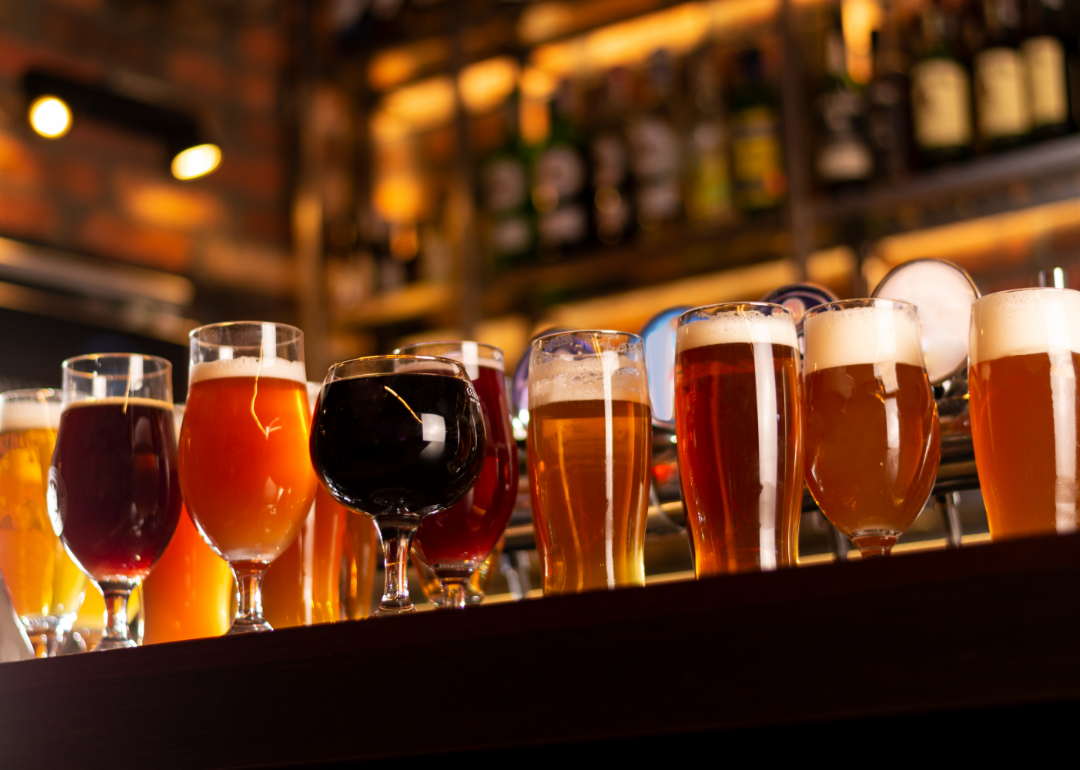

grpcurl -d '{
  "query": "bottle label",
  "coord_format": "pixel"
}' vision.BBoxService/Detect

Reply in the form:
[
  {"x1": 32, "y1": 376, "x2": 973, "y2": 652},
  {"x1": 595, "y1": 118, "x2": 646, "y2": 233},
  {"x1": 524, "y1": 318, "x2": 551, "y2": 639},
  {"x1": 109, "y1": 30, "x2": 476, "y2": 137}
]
[
  {"x1": 535, "y1": 145, "x2": 586, "y2": 202},
  {"x1": 629, "y1": 116, "x2": 680, "y2": 178},
  {"x1": 975, "y1": 47, "x2": 1031, "y2": 139},
  {"x1": 911, "y1": 58, "x2": 972, "y2": 149},
  {"x1": 1023, "y1": 36, "x2": 1068, "y2": 128},
  {"x1": 483, "y1": 158, "x2": 527, "y2": 214},
  {"x1": 538, "y1": 206, "x2": 587, "y2": 247},
  {"x1": 591, "y1": 133, "x2": 628, "y2": 188},
  {"x1": 731, "y1": 106, "x2": 785, "y2": 209},
  {"x1": 817, "y1": 139, "x2": 873, "y2": 182}
]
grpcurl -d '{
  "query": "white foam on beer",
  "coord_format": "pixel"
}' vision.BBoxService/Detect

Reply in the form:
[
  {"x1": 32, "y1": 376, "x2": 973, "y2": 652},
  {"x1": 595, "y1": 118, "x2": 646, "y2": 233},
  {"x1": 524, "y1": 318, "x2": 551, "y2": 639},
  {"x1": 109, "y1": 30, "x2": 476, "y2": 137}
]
[
  {"x1": 529, "y1": 354, "x2": 649, "y2": 409},
  {"x1": 804, "y1": 304, "x2": 924, "y2": 373},
  {"x1": 61, "y1": 396, "x2": 174, "y2": 412},
  {"x1": 677, "y1": 310, "x2": 799, "y2": 353},
  {"x1": 0, "y1": 400, "x2": 61, "y2": 431},
  {"x1": 970, "y1": 289, "x2": 1080, "y2": 364},
  {"x1": 189, "y1": 356, "x2": 307, "y2": 385}
]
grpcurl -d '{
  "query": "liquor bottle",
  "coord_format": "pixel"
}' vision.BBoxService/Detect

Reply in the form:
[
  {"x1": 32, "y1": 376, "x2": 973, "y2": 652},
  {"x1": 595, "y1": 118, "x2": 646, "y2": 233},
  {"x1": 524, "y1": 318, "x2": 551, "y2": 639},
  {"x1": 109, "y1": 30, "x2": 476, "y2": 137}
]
[
  {"x1": 480, "y1": 91, "x2": 535, "y2": 270},
  {"x1": 974, "y1": 0, "x2": 1032, "y2": 150},
  {"x1": 729, "y1": 46, "x2": 786, "y2": 213},
  {"x1": 868, "y1": 14, "x2": 913, "y2": 179},
  {"x1": 910, "y1": 0, "x2": 974, "y2": 165},
  {"x1": 532, "y1": 79, "x2": 590, "y2": 262},
  {"x1": 685, "y1": 45, "x2": 735, "y2": 224},
  {"x1": 815, "y1": 10, "x2": 874, "y2": 191},
  {"x1": 1022, "y1": 0, "x2": 1072, "y2": 138},
  {"x1": 629, "y1": 49, "x2": 684, "y2": 231},
  {"x1": 589, "y1": 68, "x2": 636, "y2": 245}
]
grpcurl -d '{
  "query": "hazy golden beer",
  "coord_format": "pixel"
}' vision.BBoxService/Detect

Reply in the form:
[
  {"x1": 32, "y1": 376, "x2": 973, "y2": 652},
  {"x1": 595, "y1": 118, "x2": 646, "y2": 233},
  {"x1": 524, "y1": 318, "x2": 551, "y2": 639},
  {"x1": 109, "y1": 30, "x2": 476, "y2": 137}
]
[
  {"x1": 674, "y1": 304, "x2": 803, "y2": 576},
  {"x1": 527, "y1": 331, "x2": 651, "y2": 594},
  {"x1": 803, "y1": 300, "x2": 940, "y2": 557},
  {"x1": 0, "y1": 390, "x2": 85, "y2": 656},
  {"x1": 969, "y1": 288, "x2": 1080, "y2": 539}
]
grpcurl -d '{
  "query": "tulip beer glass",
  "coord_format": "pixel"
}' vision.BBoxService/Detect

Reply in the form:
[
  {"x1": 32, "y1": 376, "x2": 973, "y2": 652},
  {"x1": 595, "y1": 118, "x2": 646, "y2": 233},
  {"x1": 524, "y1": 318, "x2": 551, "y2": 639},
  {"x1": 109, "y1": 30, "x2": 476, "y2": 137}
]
[
  {"x1": 803, "y1": 299, "x2": 940, "y2": 557},
  {"x1": 310, "y1": 355, "x2": 486, "y2": 615},
  {"x1": 50, "y1": 354, "x2": 182, "y2": 650},
  {"x1": 527, "y1": 331, "x2": 651, "y2": 594},
  {"x1": 674, "y1": 304, "x2": 803, "y2": 576},
  {"x1": 969, "y1": 288, "x2": 1080, "y2": 538},
  {"x1": 179, "y1": 322, "x2": 317, "y2": 634}
]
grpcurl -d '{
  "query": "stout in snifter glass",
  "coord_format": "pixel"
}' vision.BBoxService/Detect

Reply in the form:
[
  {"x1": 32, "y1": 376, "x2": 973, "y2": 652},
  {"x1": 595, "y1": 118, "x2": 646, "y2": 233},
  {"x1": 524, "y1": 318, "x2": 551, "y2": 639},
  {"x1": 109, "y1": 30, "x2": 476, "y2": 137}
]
[
  {"x1": 674, "y1": 303, "x2": 803, "y2": 576},
  {"x1": 310, "y1": 355, "x2": 486, "y2": 615},
  {"x1": 527, "y1": 331, "x2": 651, "y2": 594},
  {"x1": 969, "y1": 288, "x2": 1080, "y2": 538},
  {"x1": 396, "y1": 342, "x2": 518, "y2": 610},
  {"x1": 49, "y1": 354, "x2": 182, "y2": 650},
  {"x1": 803, "y1": 299, "x2": 940, "y2": 558}
]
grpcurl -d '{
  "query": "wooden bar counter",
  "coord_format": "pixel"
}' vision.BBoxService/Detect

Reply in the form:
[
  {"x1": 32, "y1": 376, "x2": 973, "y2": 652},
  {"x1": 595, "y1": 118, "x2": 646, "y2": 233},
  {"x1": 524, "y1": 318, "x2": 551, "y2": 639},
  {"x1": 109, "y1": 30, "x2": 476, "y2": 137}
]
[{"x1": 3, "y1": 533, "x2": 1080, "y2": 767}]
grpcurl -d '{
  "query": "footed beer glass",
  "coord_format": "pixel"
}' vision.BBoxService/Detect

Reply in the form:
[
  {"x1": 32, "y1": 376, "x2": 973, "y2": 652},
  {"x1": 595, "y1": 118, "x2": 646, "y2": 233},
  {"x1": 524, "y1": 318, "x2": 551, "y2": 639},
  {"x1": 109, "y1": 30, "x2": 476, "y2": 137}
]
[
  {"x1": 310, "y1": 355, "x2": 486, "y2": 615},
  {"x1": 179, "y1": 322, "x2": 317, "y2": 634},
  {"x1": 803, "y1": 299, "x2": 940, "y2": 557}
]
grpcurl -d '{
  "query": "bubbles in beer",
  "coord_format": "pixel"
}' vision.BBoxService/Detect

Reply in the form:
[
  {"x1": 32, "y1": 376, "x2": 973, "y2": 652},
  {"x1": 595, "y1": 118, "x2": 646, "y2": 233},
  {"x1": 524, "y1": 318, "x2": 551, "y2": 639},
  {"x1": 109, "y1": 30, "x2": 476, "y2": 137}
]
[{"x1": 970, "y1": 288, "x2": 1080, "y2": 365}]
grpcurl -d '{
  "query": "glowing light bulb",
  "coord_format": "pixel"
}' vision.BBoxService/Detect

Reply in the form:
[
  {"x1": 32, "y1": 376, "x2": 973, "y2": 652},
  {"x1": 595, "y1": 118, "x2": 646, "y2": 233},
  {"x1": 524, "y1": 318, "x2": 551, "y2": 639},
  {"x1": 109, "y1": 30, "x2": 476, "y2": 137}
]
[
  {"x1": 171, "y1": 143, "x2": 221, "y2": 180},
  {"x1": 29, "y1": 96, "x2": 72, "y2": 138}
]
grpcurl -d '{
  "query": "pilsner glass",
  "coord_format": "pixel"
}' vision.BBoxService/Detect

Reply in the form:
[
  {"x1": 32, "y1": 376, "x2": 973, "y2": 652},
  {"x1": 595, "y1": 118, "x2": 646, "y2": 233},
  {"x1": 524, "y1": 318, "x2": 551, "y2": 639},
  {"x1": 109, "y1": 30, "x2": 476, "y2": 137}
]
[
  {"x1": 179, "y1": 322, "x2": 317, "y2": 635},
  {"x1": 310, "y1": 355, "x2": 486, "y2": 615},
  {"x1": 396, "y1": 342, "x2": 518, "y2": 610},
  {"x1": 50, "y1": 354, "x2": 182, "y2": 650},
  {"x1": 969, "y1": 288, "x2": 1080, "y2": 538},
  {"x1": 674, "y1": 303, "x2": 803, "y2": 576},
  {"x1": 0, "y1": 389, "x2": 86, "y2": 656},
  {"x1": 803, "y1": 299, "x2": 941, "y2": 557},
  {"x1": 527, "y1": 331, "x2": 651, "y2": 594}
]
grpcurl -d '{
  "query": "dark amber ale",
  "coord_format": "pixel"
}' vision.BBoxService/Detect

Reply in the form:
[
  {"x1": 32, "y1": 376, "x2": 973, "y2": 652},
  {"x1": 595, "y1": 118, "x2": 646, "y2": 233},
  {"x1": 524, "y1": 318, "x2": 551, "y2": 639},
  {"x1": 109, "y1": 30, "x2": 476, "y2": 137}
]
[{"x1": 675, "y1": 332, "x2": 802, "y2": 575}]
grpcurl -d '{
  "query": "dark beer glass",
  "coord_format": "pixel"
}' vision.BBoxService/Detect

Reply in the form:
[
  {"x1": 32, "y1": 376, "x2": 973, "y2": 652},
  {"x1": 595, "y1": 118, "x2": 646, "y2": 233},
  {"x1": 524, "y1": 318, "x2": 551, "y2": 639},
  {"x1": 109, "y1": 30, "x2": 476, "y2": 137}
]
[
  {"x1": 310, "y1": 355, "x2": 486, "y2": 615},
  {"x1": 49, "y1": 354, "x2": 182, "y2": 650},
  {"x1": 674, "y1": 303, "x2": 803, "y2": 576},
  {"x1": 396, "y1": 342, "x2": 518, "y2": 610}
]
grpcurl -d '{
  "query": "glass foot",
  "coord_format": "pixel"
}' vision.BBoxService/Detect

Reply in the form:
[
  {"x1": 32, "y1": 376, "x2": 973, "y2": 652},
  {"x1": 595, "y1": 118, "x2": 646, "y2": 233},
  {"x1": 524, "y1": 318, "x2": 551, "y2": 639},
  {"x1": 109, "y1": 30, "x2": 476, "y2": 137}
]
[
  {"x1": 850, "y1": 530, "x2": 900, "y2": 558},
  {"x1": 225, "y1": 617, "x2": 274, "y2": 634},
  {"x1": 94, "y1": 637, "x2": 138, "y2": 651}
]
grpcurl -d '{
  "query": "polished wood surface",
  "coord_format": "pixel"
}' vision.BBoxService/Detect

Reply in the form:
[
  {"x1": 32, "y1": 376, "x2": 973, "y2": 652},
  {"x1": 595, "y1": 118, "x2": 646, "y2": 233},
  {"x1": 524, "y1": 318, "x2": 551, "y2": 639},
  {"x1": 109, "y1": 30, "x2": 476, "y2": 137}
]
[{"x1": 3, "y1": 533, "x2": 1080, "y2": 768}]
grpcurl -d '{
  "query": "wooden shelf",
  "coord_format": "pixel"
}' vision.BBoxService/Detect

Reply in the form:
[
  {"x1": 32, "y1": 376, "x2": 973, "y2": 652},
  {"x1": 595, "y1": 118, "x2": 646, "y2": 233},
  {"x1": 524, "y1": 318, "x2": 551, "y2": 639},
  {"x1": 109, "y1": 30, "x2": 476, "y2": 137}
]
[{"x1": 4, "y1": 532, "x2": 1080, "y2": 767}]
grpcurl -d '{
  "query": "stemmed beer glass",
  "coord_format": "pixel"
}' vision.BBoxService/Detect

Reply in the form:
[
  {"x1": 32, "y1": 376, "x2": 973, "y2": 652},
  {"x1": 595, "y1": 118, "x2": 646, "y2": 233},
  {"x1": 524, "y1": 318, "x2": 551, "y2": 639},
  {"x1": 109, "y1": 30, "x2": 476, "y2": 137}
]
[
  {"x1": 179, "y1": 322, "x2": 317, "y2": 634},
  {"x1": 395, "y1": 342, "x2": 518, "y2": 610},
  {"x1": 803, "y1": 299, "x2": 941, "y2": 557},
  {"x1": 310, "y1": 355, "x2": 486, "y2": 615},
  {"x1": 49, "y1": 355, "x2": 182, "y2": 650}
]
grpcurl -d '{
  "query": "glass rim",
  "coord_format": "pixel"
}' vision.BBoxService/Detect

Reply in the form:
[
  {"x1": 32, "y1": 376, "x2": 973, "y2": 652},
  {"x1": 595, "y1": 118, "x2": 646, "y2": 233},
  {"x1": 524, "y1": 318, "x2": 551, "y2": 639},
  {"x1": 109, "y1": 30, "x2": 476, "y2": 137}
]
[
  {"x1": 677, "y1": 301, "x2": 791, "y2": 325},
  {"x1": 803, "y1": 297, "x2": 917, "y2": 320},
  {"x1": 324, "y1": 354, "x2": 470, "y2": 382},
  {"x1": 971, "y1": 286, "x2": 1080, "y2": 307},
  {"x1": 62, "y1": 353, "x2": 173, "y2": 380},
  {"x1": 188, "y1": 320, "x2": 304, "y2": 345},
  {"x1": 0, "y1": 387, "x2": 59, "y2": 402},
  {"x1": 531, "y1": 329, "x2": 643, "y2": 347},
  {"x1": 395, "y1": 340, "x2": 505, "y2": 358}
]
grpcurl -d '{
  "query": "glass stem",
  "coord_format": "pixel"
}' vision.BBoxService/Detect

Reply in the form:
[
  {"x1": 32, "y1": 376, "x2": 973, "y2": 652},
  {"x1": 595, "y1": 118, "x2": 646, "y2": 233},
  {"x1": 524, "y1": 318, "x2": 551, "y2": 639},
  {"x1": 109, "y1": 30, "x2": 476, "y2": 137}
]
[
  {"x1": 442, "y1": 578, "x2": 469, "y2": 610},
  {"x1": 230, "y1": 565, "x2": 269, "y2": 632},
  {"x1": 376, "y1": 513, "x2": 420, "y2": 614},
  {"x1": 101, "y1": 587, "x2": 132, "y2": 647}
]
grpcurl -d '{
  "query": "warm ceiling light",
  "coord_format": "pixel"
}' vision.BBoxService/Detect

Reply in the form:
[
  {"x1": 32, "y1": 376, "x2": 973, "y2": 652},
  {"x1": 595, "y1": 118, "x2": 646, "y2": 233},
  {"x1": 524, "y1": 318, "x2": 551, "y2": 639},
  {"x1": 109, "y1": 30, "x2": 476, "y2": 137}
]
[
  {"x1": 29, "y1": 95, "x2": 72, "y2": 138},
  {"x1": 171, "y1": 143, "x2": 221, "y2": 180}
]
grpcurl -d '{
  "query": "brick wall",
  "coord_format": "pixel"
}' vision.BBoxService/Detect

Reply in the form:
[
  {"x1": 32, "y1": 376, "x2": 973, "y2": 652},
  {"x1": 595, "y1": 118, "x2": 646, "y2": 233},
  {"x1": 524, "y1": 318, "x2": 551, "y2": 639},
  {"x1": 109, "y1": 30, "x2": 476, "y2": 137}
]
[{"x1": 0, "y1": 0, "x2": 297, "y2": 321}]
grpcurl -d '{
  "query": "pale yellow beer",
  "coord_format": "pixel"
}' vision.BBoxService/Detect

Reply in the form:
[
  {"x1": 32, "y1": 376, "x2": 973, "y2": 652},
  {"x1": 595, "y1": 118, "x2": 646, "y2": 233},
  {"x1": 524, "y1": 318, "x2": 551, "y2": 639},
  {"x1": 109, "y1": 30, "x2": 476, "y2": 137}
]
[
  {"x1": 969, "y1": 288, "x2": 1080, "y2": 539},
  {"x1": 527, "y1": 332, "x2": 651, "y2": 594}
]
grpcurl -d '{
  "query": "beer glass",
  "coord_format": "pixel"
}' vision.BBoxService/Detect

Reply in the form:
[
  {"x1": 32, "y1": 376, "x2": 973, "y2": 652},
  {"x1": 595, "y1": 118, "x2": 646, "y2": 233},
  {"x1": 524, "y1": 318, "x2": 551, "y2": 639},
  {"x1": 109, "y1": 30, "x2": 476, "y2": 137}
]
[
  {"x1": 527, "y1": 331, "x2": 651, "y2": 594},
  {"x1": 674, "y1": 303, "x2": 803, "y2": 576},
  {"x1": 803, "y1": 299, "x2": 941, "y2": 557},
  {"x1": 0, "y1": 389, "x2": 86, "y2": 657},
  {"x1": 969, "y1": 288, "x2": 1080, "y2": 538},
  {"x1": 342, "y1": 508, "x2": 379, "y2": 620},
  {"x1": 416, "y1": 536, "x2": 506, "y2": 607},
  {"x1": 396, "y1": 342, "x2": 518, "y2": 610},
  {"x1": 50, "y1": 354, "x2": 182, "y2": 650},
  {"x1": 310, "y1": 355, "x2": 486, "y2": 615},
  {"x1": 179, "y1": 322, "x2": 317, "y2": 635}
]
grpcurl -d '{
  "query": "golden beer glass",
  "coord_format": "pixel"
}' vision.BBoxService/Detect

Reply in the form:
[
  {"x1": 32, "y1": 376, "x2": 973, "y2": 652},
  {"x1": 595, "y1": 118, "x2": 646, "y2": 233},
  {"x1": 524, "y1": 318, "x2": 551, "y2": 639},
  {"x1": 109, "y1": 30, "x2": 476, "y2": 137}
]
[
  {"x1": 803, "y1": 299, "x2": 941, "y2": 557},
  {"x1": 969, "y1": 288, "x2": 1080, "y2": 539},
  {"x1": 527, "y1": 331, "x2": 651, "y2": 594},
  {"x1": 674, "y1": 303, "x2": 803, "y2": 576},
  {"x1": 0, "y1": 389, "x2": 86, "y2": 656}
]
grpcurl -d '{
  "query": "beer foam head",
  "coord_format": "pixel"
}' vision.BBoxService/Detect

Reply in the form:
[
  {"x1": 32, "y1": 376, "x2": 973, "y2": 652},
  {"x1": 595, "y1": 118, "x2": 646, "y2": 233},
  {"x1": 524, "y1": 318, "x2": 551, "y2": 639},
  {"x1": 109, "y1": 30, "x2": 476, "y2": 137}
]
[
  {"x1": 0, "y1": 399, "x2": 61, "y2": 431},
  {"x1": 190, "y1": 356, "x2": 308, "y2": 386},
  {"x1": 677, "y1": 308, "x2": 798, "y2": 353},
  {"x1": 971, "y1": 288, "x2": 1080, "y2": 364},
  {"x1": 804, "y1": 302, "x2": 925, "y2": 373},
  {"x1": 62, "y1": 396, "x2": 174, "y2": 412},
  {"x1": 529, "y1": 353, "x2": 649, "y2": 408}
]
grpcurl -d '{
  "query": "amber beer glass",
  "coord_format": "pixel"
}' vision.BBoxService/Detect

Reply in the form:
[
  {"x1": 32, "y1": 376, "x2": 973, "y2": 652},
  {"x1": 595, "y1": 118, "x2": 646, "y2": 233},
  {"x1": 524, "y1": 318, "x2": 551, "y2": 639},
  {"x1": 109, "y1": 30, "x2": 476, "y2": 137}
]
[
  {"x1": 0, "y1": 390, "x2": 86, "y2": 656},
  {"x1": 803, "y1": 299, "x2": 940, "y2": 557},
  {"x1": 179, "y1": 322, "x2": 317, "y2": 634},
  {"x1": 674, "y1": 304, "x2": 803, "y2": 576},
  {"x1": 969, "y1": 288, "x2": 1080, "y2": 538},
  {"x1": 528, "y1": 331, "x2": 651, "y2": 594}
]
